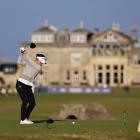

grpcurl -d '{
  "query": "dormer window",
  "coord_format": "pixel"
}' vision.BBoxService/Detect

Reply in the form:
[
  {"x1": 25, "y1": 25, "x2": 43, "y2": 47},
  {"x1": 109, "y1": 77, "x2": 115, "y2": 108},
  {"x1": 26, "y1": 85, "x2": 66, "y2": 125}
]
[
  {"x1": 31, "y1": 20, "x2": 56, "y2": 43},
  {"x1": 70, "y1": 22, "x2": 88, "y2": 43}
]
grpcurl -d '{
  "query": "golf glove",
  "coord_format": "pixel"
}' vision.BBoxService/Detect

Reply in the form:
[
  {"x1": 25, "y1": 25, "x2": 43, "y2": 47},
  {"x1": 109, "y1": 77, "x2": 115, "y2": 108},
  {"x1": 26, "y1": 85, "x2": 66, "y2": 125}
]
[{"x1": 20, "y1": 47, "x2": 25, "y2": 53}]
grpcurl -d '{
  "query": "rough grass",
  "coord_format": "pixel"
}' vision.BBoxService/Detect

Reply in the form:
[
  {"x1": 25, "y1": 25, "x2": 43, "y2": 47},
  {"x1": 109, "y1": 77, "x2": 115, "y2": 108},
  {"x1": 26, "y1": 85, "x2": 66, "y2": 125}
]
[{"x1": 0, "y1": 88, "x2": 140, "y2": 139}]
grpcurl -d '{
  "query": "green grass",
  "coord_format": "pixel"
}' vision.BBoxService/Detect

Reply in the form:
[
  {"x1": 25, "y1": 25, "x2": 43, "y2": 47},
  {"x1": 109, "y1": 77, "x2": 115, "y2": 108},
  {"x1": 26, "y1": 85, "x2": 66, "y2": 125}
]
[{"x1": 0, "y1": 88, "x2": 140, "y2": 140}]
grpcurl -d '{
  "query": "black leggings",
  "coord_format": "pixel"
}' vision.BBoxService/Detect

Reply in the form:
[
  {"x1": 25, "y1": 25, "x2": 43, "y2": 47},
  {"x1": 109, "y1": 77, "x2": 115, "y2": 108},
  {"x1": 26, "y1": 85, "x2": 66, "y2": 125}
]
[{"x1": 16, "y1": 81, "x2": 36, "y2": 120}]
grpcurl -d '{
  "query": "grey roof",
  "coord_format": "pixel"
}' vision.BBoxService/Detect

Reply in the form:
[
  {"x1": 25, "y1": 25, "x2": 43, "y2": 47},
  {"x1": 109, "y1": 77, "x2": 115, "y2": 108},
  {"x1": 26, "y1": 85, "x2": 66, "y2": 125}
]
[
  {"x1": 32, "y1": 26, "x2": 55, "y2": 34},
  {"x1": 72, "y1": 27, "x2": 89, "y2": 33}
]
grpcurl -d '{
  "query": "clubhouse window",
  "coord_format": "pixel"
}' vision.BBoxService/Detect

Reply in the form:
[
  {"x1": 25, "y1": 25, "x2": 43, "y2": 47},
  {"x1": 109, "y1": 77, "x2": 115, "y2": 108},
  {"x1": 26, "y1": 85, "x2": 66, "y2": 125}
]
[
  {"x1": 114, "y1": 65, "x2": 118, "y2": 70},
  {"x1": 98, "y1": 65, "x2": 102, "y2": 70},
  {"x1": 74, "y1": 70, "x2": 78, "y2": 75},
  {"x1": 106, "y1": 65, "x2": 110, "y2": 70},
  {"x1": 138, "y1": 60, "x2": 140, "y2": 65},
  {"x1": 114, "y1": 72, "x2": 118, "y2": 84},
  {"x1": 121, "y1": 65, "x2": 124, "y2": 70},
  {"x1": 113, "y1": 45, "x2": 118, "y2": 49},
  {"x1": 83, "y1": 70, "x2": 87, "y2": 80},
  {"x1": 106, "y1": 72, "x2": 110, "y2": 85},
  {"x1": 66, "y1": 70, "x2": 70, "y2": 80},
  {"x1": 98, "y1": 72, "x2": 102, "y2": 83},
  {"x1": 121, "y1": 72, "x2": 124, "y2": 83},
  {"x1": 106, "y1": 72, "x2": 110, "y2": 77},
  {"x1": 114, "y1": 78, "x2": 118, "y2": 84},
  {"x1": 106, "y1": 45, "x2": 110, "y2": 49},
  {"x1": 100, "y1": 45, "x2": 104, "y2": 49}
]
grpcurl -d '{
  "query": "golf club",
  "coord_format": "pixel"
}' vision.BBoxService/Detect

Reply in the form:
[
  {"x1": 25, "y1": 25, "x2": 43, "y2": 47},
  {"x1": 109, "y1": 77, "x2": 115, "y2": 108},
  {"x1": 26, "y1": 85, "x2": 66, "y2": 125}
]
[
  {"x1": 30, "y1": 42, "x2": 36, "y2": 48},
  {"x1": 33, "y1": 118, "x2": 67, "y2": 128}
]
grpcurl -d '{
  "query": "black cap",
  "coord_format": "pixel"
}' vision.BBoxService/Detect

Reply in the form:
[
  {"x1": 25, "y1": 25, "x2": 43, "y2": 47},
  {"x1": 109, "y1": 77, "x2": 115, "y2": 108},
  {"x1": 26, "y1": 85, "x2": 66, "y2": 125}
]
[
  {"x1": 36, "y1": 53, "x2": 45, "y2": 57},
  {"x1": 30, "y1": 42, "x2": 36, "y2": 48}
]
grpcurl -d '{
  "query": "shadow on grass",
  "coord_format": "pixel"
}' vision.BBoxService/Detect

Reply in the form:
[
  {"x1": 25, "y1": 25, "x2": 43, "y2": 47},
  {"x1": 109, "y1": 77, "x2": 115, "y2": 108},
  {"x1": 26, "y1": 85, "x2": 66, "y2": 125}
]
[{"x1": 33, "y1": 119, "x2": 66, "y2": 129}]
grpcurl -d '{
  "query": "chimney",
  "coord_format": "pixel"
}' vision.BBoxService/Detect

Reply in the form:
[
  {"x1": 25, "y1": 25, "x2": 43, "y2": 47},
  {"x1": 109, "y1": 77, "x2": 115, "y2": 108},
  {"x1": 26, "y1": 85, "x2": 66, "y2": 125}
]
[
  {"x1": 131, "y1": 25, "x2": 137, "y2": 42},
  {"x1": 44, "y1": 20, "x2": 49, "y2": 27},
  {"x1": 112, "y1": 23, "x2": 120, "y2": 31},
  {"x1": 79, "y1": 21, "x2": 84, "y2": 29}
]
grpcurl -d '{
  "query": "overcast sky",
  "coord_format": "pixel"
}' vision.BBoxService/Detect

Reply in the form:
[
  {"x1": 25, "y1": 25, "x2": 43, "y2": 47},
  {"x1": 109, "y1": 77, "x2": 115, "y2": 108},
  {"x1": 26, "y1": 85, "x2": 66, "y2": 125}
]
[{"x1": 0, "y1": 0, "x2": 140, "y2": 61}]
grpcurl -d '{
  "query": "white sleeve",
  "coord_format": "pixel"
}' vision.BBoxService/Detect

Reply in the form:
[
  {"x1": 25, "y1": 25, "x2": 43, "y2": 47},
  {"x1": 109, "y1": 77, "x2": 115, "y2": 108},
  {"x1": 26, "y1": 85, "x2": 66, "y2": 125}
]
[
  {"x1": 24, "y1": 53, "x2": 35, "y2": 66},
  {"x1": 17, "y1": 52, "x2": 26, "y2": 66}
]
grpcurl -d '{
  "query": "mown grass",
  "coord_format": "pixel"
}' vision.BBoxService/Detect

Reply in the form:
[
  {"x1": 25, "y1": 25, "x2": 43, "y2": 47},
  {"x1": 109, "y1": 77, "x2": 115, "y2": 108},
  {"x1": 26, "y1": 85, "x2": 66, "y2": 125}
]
[{"x1": 0, "y1": 88, "x2": 140, "y2": 140}]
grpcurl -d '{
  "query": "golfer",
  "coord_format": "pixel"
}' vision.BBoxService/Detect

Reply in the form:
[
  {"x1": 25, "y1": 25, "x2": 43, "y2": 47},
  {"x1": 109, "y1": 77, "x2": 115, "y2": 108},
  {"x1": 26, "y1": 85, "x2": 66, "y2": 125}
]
[{"x1": 16, "y1": 44, "x2": 46, "y2": 124}]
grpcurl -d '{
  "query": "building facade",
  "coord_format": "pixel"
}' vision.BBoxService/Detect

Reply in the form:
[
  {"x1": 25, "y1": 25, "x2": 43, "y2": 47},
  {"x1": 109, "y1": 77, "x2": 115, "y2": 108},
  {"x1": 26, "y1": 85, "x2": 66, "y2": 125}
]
[
  {"x1": 0, "y1": 59, "x2": 19, "y2": 93},
  {"x1": 1, "y1": 21, "x2": 140, "y2": 89},
  {"x1": 18, "y1": 21, "x2": 140, "y2": 87}
]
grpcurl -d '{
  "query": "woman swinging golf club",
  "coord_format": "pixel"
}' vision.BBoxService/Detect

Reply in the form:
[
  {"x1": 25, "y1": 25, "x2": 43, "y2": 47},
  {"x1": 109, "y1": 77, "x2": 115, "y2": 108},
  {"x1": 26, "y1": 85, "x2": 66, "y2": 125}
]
[{"x1": 16, "y1": 43, "x2": 46, "y2": 124}]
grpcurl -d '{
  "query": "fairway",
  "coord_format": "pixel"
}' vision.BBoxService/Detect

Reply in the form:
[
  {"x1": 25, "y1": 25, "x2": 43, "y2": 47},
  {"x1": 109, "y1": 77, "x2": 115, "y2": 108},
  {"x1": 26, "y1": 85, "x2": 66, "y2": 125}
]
[{"x1": 0, "y1": 88, "x2": 140, "y2": 140}]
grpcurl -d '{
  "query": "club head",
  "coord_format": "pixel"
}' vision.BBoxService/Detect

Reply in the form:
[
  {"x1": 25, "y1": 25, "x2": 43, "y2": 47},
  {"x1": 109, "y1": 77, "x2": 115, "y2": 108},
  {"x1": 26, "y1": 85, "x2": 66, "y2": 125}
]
[
  {"x1": 47, "y1": 118, "x2": 54, "y2": 124},
  {"x1": 46, "y1": 118, "x2": 54, "y2": 129}
]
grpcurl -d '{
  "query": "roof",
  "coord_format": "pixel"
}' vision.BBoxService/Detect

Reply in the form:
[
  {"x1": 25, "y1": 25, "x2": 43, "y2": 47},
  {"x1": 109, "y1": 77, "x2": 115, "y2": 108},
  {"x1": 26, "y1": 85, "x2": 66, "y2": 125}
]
[
  {"x1": 32, "y1": 26, "x2": 55, "y2": 34},
  {"x1": 72, "y1": 21, "x2": 89, "y2": 33},
  {"x1": 114, "y1": 29, "x2": 132, "y2": 41},
  {"x1": 93, "y1": 28, "x2": 132, "y2": 43},
  {"x1": 72, "y1": 28, "x2": 89, "y2": 33}
]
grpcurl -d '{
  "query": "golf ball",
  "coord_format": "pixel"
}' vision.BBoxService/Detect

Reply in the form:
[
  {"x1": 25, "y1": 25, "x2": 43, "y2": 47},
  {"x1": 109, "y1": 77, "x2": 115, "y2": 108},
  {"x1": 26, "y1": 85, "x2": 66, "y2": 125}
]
[{"x1": 72, "y1": 121, "x2": 75, "y2": 125}]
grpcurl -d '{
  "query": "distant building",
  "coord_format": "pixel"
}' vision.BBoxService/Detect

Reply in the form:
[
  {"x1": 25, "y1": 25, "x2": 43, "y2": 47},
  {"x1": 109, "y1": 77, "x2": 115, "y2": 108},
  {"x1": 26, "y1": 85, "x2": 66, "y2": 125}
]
[
  {"x1": 2, "y1": 20, "x2": 140, "y2": 88},
  {"x1": 0, "y1": 58, "x2": 19, "y2": 93}
]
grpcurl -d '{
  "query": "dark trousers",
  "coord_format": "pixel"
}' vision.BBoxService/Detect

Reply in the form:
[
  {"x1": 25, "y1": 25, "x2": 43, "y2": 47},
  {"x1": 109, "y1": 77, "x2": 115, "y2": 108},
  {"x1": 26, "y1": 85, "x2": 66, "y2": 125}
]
[{"x1": 16, "y1": 81, "x2": 36, "y2": 120}]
